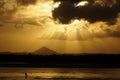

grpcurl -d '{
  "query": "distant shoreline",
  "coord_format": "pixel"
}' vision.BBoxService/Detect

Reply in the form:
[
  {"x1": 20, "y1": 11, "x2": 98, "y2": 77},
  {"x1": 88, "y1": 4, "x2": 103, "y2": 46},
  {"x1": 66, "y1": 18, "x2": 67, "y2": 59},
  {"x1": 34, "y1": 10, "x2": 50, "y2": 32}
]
[{"x1": 0, "y1": 54, "x2": 120, "y2": 68}]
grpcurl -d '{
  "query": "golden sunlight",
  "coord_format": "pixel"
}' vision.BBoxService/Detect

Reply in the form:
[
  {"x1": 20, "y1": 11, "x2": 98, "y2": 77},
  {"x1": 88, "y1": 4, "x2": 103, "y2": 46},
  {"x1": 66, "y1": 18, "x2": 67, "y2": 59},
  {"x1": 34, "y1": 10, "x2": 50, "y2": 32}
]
[
  {"x1": 76, "y1": 1, "x2": 89, "y2": 7},
  {"x1": 53, "y1": 2, "x2": 61, "y2": 8},
  {"x1": 15, "y1": 0, "x2": 89, "y2": 41},
  {"x1": 35, "y1": 19, "x2": 89, "y2": 41},
  {"x1": 0, "y1": 0, "x2": 120, "y2": 54},
  {"x1": 15, "y1": 1, "x2": 53, "y2": 18}
]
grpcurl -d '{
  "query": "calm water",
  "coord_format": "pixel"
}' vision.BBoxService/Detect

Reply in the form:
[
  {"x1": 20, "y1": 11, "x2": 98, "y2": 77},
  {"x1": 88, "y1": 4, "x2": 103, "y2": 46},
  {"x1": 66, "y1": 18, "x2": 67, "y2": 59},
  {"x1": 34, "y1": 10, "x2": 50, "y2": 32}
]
[{"x1": 0, "y1": 68, "x2": 120, "y2": 80}]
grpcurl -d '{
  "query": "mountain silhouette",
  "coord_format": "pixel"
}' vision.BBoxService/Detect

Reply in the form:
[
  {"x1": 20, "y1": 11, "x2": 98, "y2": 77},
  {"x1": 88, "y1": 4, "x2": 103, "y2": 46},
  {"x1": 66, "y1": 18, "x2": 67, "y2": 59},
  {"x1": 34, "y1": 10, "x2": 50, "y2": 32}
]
[{"x1": 33, "y1": 47, "x2": 58, "y2": 55}]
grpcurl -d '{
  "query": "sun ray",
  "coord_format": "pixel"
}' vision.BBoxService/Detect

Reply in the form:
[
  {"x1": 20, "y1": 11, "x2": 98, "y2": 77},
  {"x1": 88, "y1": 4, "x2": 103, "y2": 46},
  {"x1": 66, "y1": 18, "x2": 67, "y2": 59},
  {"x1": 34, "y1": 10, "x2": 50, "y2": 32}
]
[{"x1": 12, "y1": 0, "x2": 116, "y2": 54}]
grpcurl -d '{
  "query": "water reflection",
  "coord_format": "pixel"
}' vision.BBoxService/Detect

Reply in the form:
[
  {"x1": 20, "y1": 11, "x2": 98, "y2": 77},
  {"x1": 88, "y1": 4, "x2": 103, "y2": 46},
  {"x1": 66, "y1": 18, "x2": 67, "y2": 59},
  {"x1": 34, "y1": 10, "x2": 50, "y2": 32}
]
[
  {"x1": 29, "y1": 72, "x2": 104, "y2": 79},
  {"x1": 0, "y1": 68, "x2": 120, "y2": 80}
]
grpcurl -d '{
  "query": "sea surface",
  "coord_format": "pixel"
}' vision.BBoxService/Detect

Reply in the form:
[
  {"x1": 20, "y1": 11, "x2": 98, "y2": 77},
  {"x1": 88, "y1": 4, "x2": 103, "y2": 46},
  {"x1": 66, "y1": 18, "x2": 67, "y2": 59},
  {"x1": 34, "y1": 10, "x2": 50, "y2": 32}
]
[{"x1": 0, "y1": 68, "x2": 120, "y2": 80}]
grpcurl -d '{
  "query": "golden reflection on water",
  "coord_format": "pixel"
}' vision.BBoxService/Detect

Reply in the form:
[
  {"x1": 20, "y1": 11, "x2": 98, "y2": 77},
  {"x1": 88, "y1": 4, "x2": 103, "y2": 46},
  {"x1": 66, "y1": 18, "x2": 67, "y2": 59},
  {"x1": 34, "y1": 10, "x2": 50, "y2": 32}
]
[
  {"x1": 28, "y1": 72, "x2": 104, "y2": 79},
  {"x1": 0, "y1": 68, "x2": 120, "y2": 79}
]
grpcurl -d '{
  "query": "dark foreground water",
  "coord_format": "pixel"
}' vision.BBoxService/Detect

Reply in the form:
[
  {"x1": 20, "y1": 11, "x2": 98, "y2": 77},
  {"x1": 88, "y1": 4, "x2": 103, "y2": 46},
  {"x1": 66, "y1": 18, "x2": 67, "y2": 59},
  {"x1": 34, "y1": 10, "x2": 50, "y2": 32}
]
[{"x1": 0, "y1": 68, "x2": 120, "y2": 80}]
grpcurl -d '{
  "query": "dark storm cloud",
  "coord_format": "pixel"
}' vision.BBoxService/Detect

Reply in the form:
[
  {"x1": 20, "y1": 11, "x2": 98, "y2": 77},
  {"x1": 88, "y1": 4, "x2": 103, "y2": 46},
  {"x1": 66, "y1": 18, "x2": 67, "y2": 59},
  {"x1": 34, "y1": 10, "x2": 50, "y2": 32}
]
[
  {"x1": 17, "y1": 0, "x2": 37, "y2": 6},
  {"x1": 52, "y1": 0, "x2": 120, "y2": 24}
]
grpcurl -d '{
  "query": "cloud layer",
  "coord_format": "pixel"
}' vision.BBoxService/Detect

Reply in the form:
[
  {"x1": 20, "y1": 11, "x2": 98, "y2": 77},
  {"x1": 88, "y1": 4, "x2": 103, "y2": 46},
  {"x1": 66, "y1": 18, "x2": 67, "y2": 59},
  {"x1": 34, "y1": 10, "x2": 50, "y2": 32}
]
[
  {"x1": 52, "y1": 0, "x2": 120, "y2": 24},
  {"x1": 17, "y1": 0, "x2": 37, "y2": 6},
  {"x1": 0, "y1": 0, "x2": 39, "y2": 27},
  {"x1": 0, "y1": 0, "x2": 120, "y2": 41}
]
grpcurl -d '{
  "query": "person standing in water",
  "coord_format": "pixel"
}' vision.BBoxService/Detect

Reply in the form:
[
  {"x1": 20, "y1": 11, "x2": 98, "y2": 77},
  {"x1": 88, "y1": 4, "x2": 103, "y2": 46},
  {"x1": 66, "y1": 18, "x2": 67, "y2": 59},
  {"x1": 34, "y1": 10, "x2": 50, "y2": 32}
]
[{"x1": 25, "y1": 73, "x2": 28, "y2": 79}]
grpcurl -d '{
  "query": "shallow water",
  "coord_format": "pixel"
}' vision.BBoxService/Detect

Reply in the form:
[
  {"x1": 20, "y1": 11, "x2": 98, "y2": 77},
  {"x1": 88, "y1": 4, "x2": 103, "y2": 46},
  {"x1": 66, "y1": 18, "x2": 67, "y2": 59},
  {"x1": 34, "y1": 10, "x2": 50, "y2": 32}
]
[{"x1": 0, "y1": 68, "x2": 120, "y2": 80}]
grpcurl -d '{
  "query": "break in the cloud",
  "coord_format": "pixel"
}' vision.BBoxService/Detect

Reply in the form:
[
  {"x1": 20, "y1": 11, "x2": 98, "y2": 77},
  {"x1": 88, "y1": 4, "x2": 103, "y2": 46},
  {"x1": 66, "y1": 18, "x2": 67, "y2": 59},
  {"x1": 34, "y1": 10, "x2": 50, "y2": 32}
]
[{"x1": 52, "y1": 0, "x2": 120, "y2": 25}]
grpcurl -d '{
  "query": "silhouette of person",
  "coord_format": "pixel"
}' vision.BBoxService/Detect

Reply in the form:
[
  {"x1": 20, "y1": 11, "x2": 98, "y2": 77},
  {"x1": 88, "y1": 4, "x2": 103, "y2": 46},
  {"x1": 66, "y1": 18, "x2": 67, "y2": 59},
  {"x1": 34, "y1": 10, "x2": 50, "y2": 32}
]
[{"x1": 25, "y1": 72, "x2": 28, "y2": 79}]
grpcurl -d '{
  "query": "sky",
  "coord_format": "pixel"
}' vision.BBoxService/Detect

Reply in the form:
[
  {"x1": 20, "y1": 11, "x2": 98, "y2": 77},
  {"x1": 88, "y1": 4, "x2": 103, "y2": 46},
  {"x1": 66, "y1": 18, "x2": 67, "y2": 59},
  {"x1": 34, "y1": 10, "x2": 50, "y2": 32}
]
[{"x1": 0, "y1": 0, "x2": 120, "y2": 54}]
